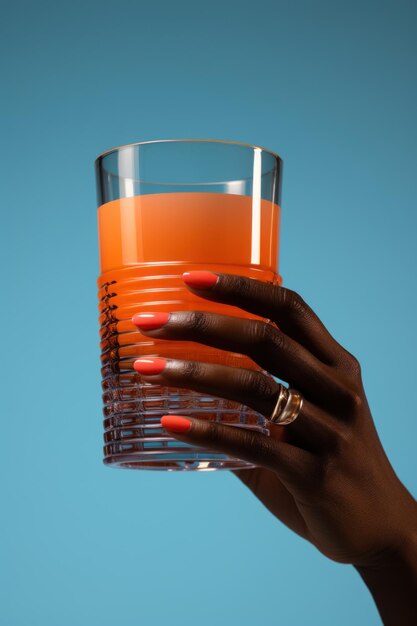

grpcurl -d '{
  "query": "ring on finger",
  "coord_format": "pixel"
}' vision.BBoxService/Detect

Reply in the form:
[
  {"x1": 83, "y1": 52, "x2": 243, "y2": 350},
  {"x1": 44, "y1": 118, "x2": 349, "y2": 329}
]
[{"x1": 270, "y1": 385, "x2": 304, "y2": 425}]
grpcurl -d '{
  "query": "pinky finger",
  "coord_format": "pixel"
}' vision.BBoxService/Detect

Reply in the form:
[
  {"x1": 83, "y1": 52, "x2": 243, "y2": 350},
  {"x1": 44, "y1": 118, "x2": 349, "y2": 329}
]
[{"x1": 161, "y1": 415, "x2": 316, "y2": 488}]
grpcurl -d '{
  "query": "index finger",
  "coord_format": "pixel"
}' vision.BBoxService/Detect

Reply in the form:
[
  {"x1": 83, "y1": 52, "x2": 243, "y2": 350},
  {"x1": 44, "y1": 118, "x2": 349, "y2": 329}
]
[{"x1": 182, "y1": 271, "x2": 347, "y2": 366}]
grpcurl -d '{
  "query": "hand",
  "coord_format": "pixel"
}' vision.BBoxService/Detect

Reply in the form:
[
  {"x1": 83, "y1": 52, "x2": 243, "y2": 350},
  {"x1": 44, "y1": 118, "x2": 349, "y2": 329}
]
[{"x1": 131, "y1": 271, "x2": 417, "y2": 568}]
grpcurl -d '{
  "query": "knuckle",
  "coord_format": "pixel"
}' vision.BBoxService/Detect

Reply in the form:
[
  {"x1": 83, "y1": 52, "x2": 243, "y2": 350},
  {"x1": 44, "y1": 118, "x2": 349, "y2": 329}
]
[
  {"x1": 185, "y1": 311, "x2": 210, "y2": 334},
  {"x1": 233, "y1": 275, "x2": 253, "y2": 298},
  {"x1": 205, "y1": 420, "x2": 224, "y2": 444},
  {"x1": 350, "y1": 390, "x2": 363, "y2": 412},
  {"x1": 279, "y1": 287, "x2": 308, "y2": 316},
  {"x1": 314, "y1": 455, "x2": 337, "y2": 493},
  {"x1": 181, "y1": 359, "x2": 205, "y2": 380},
  {"x1": 245, "y1": 431, "x2": 275, "y2": 464},
  {"x1": 240, "y1": 370, "x2": 277, "y2": 402},
  {"x1": 257, "y1": 321, "x2": 284, "y2": 350},
  {"x1": 344, "y1": 352, "x2": 362, "y2": 377},
  {"x1": 341, "y1": 387, "x2": 364, "y2": 414},
  {"x1": 245, "y1": 429, "x2": 261, "y2": 450},
  {"x1": 224, "y1": 274, "x2": 253, "y2": 299},
  {"x1": 332, "y1": 425, "x2": 354, "y2": 457},
  {"x1": 307, "y1": 450, "x2": 340, "y2": 492}
]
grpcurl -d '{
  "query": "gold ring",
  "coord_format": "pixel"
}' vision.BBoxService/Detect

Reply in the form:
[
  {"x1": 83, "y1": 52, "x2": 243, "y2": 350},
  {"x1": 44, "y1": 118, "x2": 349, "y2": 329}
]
[{"x1": 270, "y1": 385, "x2": 304, "y2": 425}]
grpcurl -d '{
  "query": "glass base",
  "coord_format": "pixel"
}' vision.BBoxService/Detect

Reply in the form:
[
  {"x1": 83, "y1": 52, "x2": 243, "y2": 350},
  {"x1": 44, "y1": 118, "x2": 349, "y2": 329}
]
[{"x1": 104, "y1": 451, "x2": 256, "y2": 471}]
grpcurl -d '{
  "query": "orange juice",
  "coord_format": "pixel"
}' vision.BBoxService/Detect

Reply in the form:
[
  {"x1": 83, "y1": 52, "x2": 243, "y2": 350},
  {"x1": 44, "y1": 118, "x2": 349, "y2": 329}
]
[{"x1": 98, "y1": 191, "x2": 280, "y2": 272}]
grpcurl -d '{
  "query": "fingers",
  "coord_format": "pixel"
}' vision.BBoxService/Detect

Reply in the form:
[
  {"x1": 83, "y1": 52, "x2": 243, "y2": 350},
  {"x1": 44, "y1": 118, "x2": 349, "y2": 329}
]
[
  {"x1": 182, "y1": 271, "x2": 347, "y2": 366},
  {"x1": 133, "y1": 357, "x2": 341, "y2": 453},
  {"x1": 133, "y1": 356, "x2": 280, "y2": 417},
  {"x1": 132, "y1": 310, "x2": 348, "y2": 409},
  {"x1": 159, "y1": 413, "x2": 316, "y2": 485},
  {"x1": 280, "y1": 399, "x2": 346, "y2": 453}
]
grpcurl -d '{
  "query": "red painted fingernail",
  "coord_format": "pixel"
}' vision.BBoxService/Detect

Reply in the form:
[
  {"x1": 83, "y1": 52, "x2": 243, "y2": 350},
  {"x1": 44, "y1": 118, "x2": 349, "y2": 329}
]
[
  {"x1": 132, "y1": 312, "x2": 171, "y2": 330},
  {"x1": 133, "y1": 357, "x2": 167, "y2": 375},
  {"x1": 182, "y1": 271, "x2": 219, "y2": 290},
  {"x1": 161, "y1": 415, "x2": 192, "y2": 433}
]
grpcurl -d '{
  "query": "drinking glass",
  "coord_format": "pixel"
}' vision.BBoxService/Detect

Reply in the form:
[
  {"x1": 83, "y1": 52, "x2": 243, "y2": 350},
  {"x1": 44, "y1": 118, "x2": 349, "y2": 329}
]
[{"x1": 95, "y1": 139, "x2": 283, "y2": 471}]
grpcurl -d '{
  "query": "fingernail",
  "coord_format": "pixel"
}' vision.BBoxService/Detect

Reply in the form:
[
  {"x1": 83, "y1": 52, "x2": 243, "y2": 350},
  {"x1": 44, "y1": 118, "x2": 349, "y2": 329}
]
[
  {"x1": 182, "y1": 271, "x2": 219, "y2": 290},
  {"x1": 132, "y1": 312, "x2": 171, "y2": 330},
  {"x1": 161, "y1": 415, "x2": 192, "y2": 433},
  {"x1": 133, "y1": 357, "x2": 167, "y2": 375}
]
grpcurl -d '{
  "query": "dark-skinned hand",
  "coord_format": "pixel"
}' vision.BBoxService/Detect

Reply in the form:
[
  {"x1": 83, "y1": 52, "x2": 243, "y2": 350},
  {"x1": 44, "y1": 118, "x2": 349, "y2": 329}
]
[{"x1": 132, "y1": 271, "x2": 417, "y2": 625}]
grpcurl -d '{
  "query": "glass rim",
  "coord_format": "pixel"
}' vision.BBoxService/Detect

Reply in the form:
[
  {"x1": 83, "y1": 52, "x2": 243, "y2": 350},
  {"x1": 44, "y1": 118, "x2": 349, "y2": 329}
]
[{"x1": 95, "y1": 138, "x2": 283, "y2": 164}]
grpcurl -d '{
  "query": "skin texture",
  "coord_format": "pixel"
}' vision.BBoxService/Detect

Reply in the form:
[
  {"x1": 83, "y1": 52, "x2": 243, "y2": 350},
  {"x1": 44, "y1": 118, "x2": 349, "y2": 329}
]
[{"x1": 132, "y1": 272, "x2": 417, "y2": 625}]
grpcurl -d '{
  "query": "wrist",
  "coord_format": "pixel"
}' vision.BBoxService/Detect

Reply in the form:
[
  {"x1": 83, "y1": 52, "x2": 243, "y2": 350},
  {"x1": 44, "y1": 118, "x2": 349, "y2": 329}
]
[
  {"x1": 354, "y1": 509, "x2": 417, "y2": 626},
  {"x1": 354, "y1": 504, "x2": 417, "y2": 573}
]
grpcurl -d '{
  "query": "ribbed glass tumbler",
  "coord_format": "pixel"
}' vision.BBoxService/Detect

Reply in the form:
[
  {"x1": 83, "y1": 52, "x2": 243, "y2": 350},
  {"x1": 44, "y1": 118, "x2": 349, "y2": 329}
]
[{"x1": 95, "y1": 139, "x2": 283, "y2": 471}]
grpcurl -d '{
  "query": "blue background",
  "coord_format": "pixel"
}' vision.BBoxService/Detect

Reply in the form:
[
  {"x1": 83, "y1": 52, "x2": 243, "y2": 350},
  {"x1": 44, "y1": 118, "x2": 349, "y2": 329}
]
[{"x1": 1, "y1": 1, "x2": 416, "y2": 624}]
